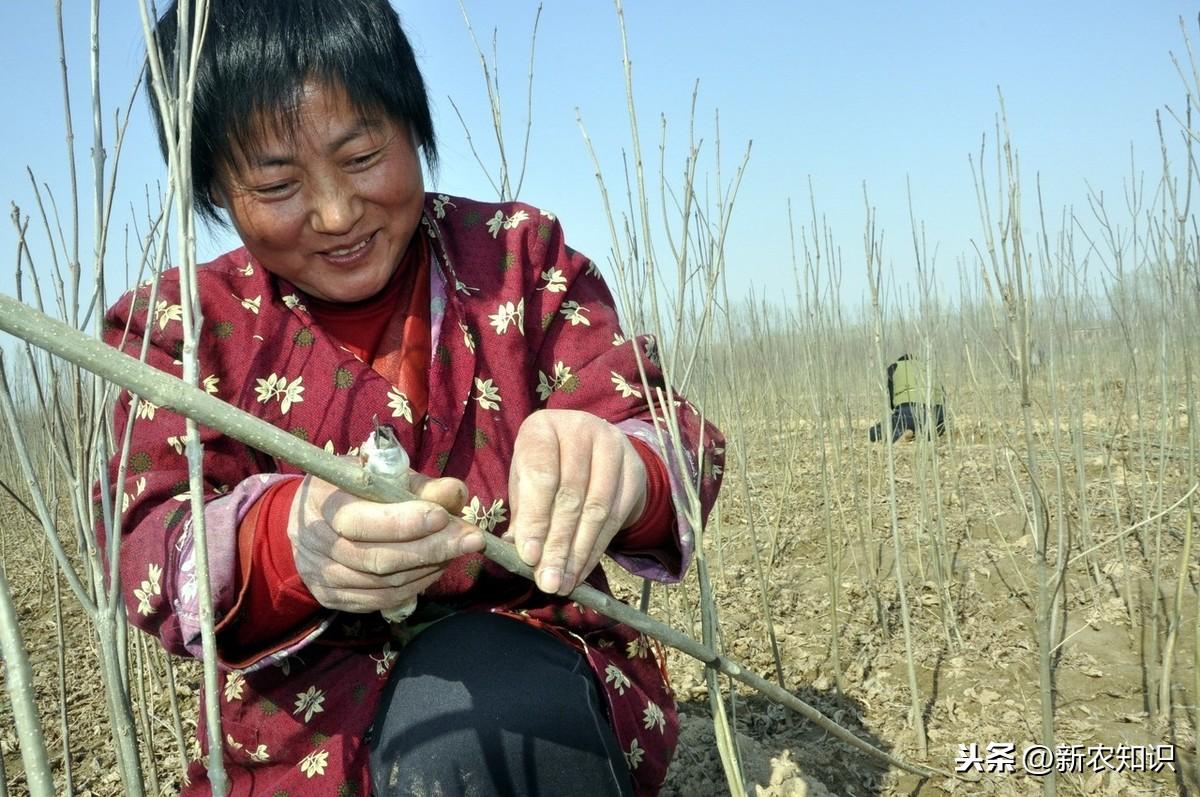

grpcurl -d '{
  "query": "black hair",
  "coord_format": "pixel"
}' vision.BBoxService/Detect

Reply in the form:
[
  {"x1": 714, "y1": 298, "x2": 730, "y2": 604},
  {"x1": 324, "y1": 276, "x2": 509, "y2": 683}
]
[{"x1": 149, "y1": 0, "x2": 437, "y2": 224}]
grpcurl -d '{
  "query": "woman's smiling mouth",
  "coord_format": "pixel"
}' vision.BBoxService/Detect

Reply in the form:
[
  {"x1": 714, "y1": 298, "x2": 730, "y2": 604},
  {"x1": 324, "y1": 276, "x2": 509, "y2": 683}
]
[{"x1": 321, "y1": 230, "x2": 377, "y2": 265}]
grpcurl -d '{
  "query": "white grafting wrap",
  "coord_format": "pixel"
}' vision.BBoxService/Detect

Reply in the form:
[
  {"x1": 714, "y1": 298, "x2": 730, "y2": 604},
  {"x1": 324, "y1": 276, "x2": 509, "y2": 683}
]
[{"x1": 362, "y1": 424, "x2": 418, "y2": 623}]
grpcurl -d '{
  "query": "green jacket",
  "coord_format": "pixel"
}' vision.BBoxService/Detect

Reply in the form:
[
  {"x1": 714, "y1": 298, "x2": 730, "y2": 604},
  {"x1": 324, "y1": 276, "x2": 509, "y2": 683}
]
[{"x1": 889, "y1": 358, "x2": 944, "y2": 408}]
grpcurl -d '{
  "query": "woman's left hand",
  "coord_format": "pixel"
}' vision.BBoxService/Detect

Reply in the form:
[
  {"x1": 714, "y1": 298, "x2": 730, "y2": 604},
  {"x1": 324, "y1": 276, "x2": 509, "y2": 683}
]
[{"x1": 507, "y1": 409, "x2": 647, "y2": 596}]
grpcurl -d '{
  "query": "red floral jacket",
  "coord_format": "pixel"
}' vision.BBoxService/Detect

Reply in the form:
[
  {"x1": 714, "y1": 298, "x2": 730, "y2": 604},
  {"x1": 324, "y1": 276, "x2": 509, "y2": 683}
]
[{"x1": 103, "y1": 194, "x2": 724, "y2": 795}]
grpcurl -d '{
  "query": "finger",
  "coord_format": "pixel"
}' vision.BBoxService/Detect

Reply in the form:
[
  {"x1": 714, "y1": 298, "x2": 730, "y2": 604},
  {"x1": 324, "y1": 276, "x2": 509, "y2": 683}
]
[
  {"x1": 300, "y1": 470, "x2": 468, "y2": 544},
  {"x1": 560, "y1": 436, "x2": 624, "y2": 595},
  {"x1": 327, "y1": 500, "x2": 457, "y2": 544},
  {"x1": 309, "y1": 569, "x2": 445, "y2": 614},
  {"x1": 536, "y1": 432, "x2": 604, "y2": 595},
  {"x1": 410, "y1": 473, "x2": 469, "y2": 514},
  {"x1": 354, "y1": 569, "x2": 444, "y2": 613},
  {"x1": 294, "y1": 474, "x2": 435, "y2": 544},
  {"x1": 326, "y1": 520, "x2": 485, "y2": 576},
  {"x1": 294, "y1": 554, "x2": 444, "y2": 592},
  {"x1": 509, "y1": 420, "x2": 561, "y2": 571},
  {"x1": 387, "y1": 569, "x2": 445, "y2": 607}
]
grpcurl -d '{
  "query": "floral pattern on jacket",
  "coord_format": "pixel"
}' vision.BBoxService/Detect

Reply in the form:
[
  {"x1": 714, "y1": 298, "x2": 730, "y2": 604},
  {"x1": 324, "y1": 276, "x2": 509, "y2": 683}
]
[{"x1": 102, "y1": 194, "x2": 725, "y2": 796}]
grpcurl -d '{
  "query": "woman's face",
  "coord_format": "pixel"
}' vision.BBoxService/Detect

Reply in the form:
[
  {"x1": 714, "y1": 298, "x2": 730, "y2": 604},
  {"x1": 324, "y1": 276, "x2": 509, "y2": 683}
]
[{"x1": 215, "y1": 81, "x2": 425, "y2": 303}]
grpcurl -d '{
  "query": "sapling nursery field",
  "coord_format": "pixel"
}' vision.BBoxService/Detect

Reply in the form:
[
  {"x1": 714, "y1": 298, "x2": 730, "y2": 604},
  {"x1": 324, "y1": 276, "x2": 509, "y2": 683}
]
[{"x1": 1, "y1": 4, "x2": 1198, "y2": 796}]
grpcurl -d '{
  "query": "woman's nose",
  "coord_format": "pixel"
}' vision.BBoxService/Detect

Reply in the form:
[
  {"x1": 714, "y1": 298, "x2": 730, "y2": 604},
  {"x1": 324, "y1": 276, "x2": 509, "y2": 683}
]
[{"x1": 309, "y1": 175, "x2": 361, "y2": 235}]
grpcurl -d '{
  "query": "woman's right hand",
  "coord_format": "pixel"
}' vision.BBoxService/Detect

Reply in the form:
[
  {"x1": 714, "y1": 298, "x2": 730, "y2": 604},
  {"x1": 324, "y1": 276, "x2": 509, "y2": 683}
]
[{"x1": 287, "y1": 473, "x2": 485, "y2": 614}]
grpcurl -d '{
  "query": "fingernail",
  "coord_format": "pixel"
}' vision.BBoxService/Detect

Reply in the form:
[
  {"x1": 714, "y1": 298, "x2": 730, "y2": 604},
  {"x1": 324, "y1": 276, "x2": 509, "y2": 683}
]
[
  {"x1": 521, "y1": 539, "x2": 540, "y2": 565},
  {"x1": 424, "y1": 506, "x2": 448, "y2": 532},
  {"x1": 500, "y1": 531, "x2": 515, "y2": 543},
  {"x1": 460, "y1": 531, "x2": 486, "y2": 554},
  {"x1": 537, "y1": 568, "x2": 561, "y2": 594}
]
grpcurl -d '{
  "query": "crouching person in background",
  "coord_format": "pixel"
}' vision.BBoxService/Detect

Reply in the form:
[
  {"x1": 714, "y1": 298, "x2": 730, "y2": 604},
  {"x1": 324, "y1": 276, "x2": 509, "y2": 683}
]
[{"x1": 868, "y1": 353, "x2": 946, "y2": 443}]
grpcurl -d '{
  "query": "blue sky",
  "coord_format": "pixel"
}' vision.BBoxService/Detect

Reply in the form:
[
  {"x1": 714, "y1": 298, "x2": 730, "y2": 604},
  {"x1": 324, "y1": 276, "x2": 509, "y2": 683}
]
[{"x1": 0, "y1": 2, "x2": 1195, "y2": 314}]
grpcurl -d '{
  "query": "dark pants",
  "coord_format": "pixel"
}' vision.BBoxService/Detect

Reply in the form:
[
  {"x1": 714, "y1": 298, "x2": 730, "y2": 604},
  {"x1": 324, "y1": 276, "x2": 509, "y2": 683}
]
[
  {"x1": 367, "y1": 611, "x2": 634, "y2": 797},
  {"x1": 869, "y1": 403, "x2": 946, "y2": 442}
]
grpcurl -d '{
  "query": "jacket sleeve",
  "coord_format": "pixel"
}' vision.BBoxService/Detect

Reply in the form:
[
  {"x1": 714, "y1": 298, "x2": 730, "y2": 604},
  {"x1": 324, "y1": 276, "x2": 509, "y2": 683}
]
[
  {"x1": 99, "y1": 278, "x2": 323, "y2": 664},
  {"x1": 518, "y1": 214, "x2": 725, "y2": 583}
]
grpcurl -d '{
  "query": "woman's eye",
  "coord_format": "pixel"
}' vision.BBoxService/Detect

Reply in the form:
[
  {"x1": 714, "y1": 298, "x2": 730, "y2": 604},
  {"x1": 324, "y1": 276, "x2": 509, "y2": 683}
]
[
  {"x1": 348, "y1": 150, "x2": 381, "y2": 168},
  {"x1": 252, "y1": 182, "x2": 293, "y2": 197}
]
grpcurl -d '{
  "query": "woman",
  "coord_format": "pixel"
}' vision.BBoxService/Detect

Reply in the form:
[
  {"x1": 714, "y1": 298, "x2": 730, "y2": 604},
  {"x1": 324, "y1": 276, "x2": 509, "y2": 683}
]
[{"x1": 104, "y1": 1, "x2": 723, "y2": 795}]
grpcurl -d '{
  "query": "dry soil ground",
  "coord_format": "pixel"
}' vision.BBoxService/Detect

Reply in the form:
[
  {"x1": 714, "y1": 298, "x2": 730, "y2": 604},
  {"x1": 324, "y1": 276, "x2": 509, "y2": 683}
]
[{"x1": 631, "y1": 416, "x2": 1198, "y2": 797}]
